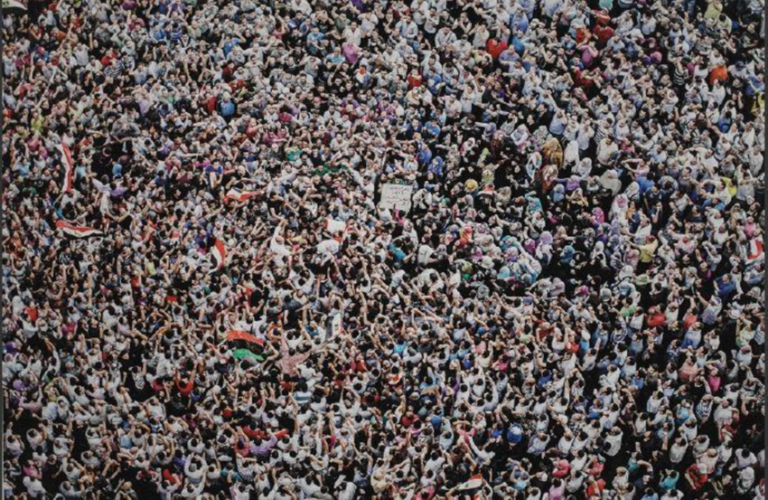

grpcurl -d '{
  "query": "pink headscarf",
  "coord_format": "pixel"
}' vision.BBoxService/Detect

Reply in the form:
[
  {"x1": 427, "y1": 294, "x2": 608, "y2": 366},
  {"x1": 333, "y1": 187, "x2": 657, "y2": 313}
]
[{"x1": 592, "y1": 208, "x2": 605, "y2": 225}]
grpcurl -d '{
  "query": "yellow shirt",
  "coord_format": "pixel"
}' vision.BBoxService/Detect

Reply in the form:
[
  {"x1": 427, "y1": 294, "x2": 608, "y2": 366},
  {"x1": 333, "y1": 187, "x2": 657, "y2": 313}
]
[
  {"x1": 704, "y1": 0, "x2": 723, "y2": 19},
  {"x1": 31, "y1": 117, "x2": 45, "y2": 134},
  {"x1": 638, "y1": 239, "x2": 659, "y2": 263}
]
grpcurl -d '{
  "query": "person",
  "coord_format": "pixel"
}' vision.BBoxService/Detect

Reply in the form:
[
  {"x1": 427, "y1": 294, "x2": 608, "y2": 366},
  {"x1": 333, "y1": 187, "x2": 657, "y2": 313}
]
[{"x1": 1, "y1": 0, "x2": 764, "y2": 498}]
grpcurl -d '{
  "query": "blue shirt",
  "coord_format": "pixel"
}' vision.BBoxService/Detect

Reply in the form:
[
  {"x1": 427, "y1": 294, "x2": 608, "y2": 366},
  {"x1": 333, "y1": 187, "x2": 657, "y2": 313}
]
[
  {"x1": 637, "y1": 176, "x2": 654, "y2": 195},
  {"x1": 218, "y1": 99, "x2": 234, "y2": 116},
  {"x1": 417, "y1": 144, "x2": 432, "y2": 165}
]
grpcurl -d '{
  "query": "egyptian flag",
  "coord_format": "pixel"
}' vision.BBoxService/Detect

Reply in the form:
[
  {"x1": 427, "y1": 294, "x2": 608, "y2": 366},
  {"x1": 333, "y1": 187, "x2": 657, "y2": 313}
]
[
  {"x1": 747, "y1": 237, "x2": 763, "y2": 264},
  {"x1": 211, "y1": 239, "x2": 227, "y2": 271},
  {"x1": 56, "y1": 220, "x2": 103, "y2": 238},
  {"x1": 58, "y1": 142, "x2": 75, "y2": 193},
  {"x1": 226, "y1": 330, "x2": 265, "y2": 360},
  {"x1": 456, "y1": 474, "x2": 485, "y2": 499},
  {"x1": 225, "y1": 187, "x2": 259, "y2": 203}
]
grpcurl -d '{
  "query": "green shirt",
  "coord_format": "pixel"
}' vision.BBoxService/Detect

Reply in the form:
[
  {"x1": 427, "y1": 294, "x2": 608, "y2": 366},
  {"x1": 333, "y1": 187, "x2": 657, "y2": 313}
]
[{"x1": 620, "y1": 305, "x2": 637, "y2": 318}]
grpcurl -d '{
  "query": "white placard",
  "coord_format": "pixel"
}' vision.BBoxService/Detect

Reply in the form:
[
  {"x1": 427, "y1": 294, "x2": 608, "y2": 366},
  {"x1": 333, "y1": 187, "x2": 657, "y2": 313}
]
[
  {"x1": 330, "y1": 314, "x2": 342, "y2": 337},
  {"x1": 379, "y1": 183, "x2": 414, "y2": 213}
]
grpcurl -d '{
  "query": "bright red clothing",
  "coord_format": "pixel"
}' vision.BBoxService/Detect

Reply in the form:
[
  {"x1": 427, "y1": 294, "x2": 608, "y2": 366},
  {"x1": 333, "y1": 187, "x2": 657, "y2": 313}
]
[
  {"x1": 176, "y1": 378, "x2": 194, "y2": 396},
  {"x1": 647, "y1": 312, "x2": 666, "y2": 328},
  {"x1": 586, "y1": 479, "x2": 605, "y2": 497},
  {"x1": 576, "y1": 28, "x2": 591, "y2": 45},
  {"x1": 709, "y1": 66, "x2": 728, "y2": 86},
  {"x1": 486, "y1": 39, "x2": 509, "y2": 59},
  {"x1": 686, "y1": 464, "x2": 708, "y2": 491},
  {"x1": 594, "y1": 25, "x2": 614, "y2": 44},
  {"x1": 408, "y1": 74, "x2": 423, "y2": 88}
]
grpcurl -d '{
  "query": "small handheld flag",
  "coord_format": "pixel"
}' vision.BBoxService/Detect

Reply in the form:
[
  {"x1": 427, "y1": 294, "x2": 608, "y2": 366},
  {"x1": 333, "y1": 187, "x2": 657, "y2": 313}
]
[
  {"x1": 211, "y1": 239, "x2": 227, "y2": 271},
  {"x1": 58, "y1": 142, "x2": 75, "y2": 193},
  {"x1": 747, "y1": 237, "x2": 763, "y2": 264}
]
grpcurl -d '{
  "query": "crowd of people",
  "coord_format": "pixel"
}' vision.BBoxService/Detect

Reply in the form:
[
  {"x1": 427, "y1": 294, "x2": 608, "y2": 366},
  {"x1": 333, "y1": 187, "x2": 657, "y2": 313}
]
[{"x1": 2, "y1": 0, "x2": 766, "y2": 497}]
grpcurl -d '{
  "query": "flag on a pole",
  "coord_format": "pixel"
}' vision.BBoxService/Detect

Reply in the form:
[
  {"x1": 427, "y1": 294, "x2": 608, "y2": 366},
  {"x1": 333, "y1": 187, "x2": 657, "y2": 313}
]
[
  {"x1": 58, "y1": 142, "x2": 75, "y2": 193},
  {"x1": 56, "y1": 220, "x2": 103, "y2": 238}
]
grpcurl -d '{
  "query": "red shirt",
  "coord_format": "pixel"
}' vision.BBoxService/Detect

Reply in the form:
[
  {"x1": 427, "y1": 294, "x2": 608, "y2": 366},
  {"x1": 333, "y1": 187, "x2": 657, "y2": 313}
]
[
  {"x1": 162, "y1": 469, "x2": 179, "y2": 484},
  {"x1": 587, "y1": 461, "x2": 604, "y2": 476},
  {"x1": 687, "y1": 465, "x2": 708, "y2": 490},
  {"x1": 575, "y1": 27, "x2": 591, "y2": 45},
  {"x1": 273, "y1": 429, "x2": 290, "y2": 440},
  {"x1": 407, "y1": 74, "x2": 423, "y2": 88},
  {"x1": 100, "y1": 53, "x2": 116, "y2": 67},
  {"x1": 573, "y1": 69, "x2": 596, "y2": 88},
  {"x1": 586, "y1": 479, "x2": 605, "y2": 497},
  {"x1": 594, "y1": 25, "x2": 614, "y2": 44},
  {"x1": 400, "y1": 413, "x2": 418, "y2": 428},
  {"x1": 486, "y1": 39, "x2": 509, "y2": 59},
  {"x1": 176, "y1": 378, "x2": 194, "y2": 396},
  {"x1": 243, "y1": 426, "x2": 261, "y2": 439},
  {"x1": 647, "y1": 312, "x2": 666, "y2": 328},
  {"x1": 26, "y1": 307, "x2": 38, "y2": 322},
  {"x1": 205, "y1": 96, "x2": 217, "y2": 114}
]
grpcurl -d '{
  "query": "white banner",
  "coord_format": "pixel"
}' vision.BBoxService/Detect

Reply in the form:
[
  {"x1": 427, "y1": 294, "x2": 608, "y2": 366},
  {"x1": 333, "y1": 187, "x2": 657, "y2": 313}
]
[
  {"x1": 3, "y1": 0, "x2": 26, "y2": 10},
  {"x1": 379, "y1": 183, "x2": 414, "y2": 213}
]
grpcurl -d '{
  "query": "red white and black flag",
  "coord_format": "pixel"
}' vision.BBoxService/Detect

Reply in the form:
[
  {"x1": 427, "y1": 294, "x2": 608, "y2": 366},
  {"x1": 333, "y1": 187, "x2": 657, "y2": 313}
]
[
  {"x1": 211, "y1": 238, "x2": 228, "y2": 271},
  {"x1": 56, "y1": 220, "x2": 103, "y2": 238},
  {"x1": 58, "y1": 142, "x2": 75, "y2": 193},
  {"x1": 224, "y1": 187, "x2": 259, "y2": 203},
  {"x1": 456, "y1": 474, "x2": 485, "y2": 499},
  {"x1": 748, "y1": 237, "x2": 764, "y2": 264}
]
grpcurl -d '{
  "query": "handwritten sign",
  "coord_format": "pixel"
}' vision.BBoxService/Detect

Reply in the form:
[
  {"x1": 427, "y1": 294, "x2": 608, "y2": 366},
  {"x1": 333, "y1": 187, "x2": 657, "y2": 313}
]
[{"x1": 379, "y1": 183, "x2": 414, "y2": 213}]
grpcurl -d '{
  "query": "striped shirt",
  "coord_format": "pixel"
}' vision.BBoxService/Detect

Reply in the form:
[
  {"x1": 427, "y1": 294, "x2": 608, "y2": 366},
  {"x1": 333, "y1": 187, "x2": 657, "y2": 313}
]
[
  {"x1": 673, "y1": 64, "x2": 688, "y2": 86},
  {"x1": 104, "y1": 61, "x2": 123, "y2": 78},
  {"x1": 170, "y1": 25, "x2": 184, "y2": 42}
]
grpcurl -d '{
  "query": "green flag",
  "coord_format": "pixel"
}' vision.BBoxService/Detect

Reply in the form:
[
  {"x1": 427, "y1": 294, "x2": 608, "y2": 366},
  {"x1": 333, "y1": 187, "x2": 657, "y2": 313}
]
[{"x1": 231, "y1": 349, "x2": 263, "y2": 361}]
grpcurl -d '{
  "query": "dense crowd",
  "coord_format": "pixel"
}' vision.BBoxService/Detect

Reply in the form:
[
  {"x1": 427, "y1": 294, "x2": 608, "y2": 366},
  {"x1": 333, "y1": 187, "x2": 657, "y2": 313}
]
[{"x1": 2, "y1": 0, "x2": 766, "y2": 498}]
